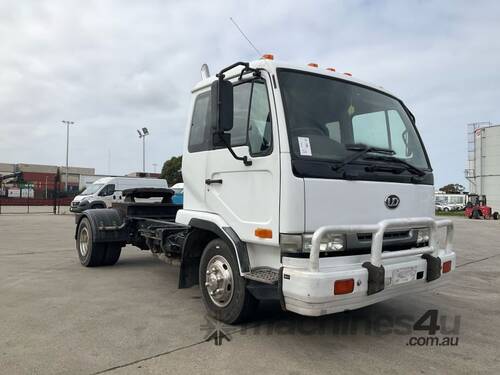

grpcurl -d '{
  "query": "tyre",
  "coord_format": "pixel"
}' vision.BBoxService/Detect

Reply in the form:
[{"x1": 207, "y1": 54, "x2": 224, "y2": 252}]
[
  {"x1": 76, "y1": 218, "x2": 122, "y2": 266},
  {"x1": 76, "y1": 218, "x2": 106, "y2": 266},
  {"x1": 199, "y1": 239, "x2": 258, "y2": 324},
  {"x1": 103, "y1": 244, "x2": 122, "y2": 265},
  {"x1": 443, "y1": 207, "x2": 449, "y2": 212},
  {"x1": 493, "y1": 212, "x2": 499, "y2": 220}
]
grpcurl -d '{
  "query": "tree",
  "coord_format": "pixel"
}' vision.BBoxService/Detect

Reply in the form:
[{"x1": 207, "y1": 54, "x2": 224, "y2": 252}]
[
  {"x1": 439, "y1": 184, "x2": 465, "y2": 194},
  {"x1": 161, "y1": 156, "x2": 183, "y2": 185}
]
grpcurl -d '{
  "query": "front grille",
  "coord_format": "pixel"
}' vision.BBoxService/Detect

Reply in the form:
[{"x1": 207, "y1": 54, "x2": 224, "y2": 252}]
[{"x1": 357, "y1": 230, "x2": 410, "y2": 242}]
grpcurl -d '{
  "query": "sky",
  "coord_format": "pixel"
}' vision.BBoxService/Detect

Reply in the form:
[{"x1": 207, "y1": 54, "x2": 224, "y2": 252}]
[{"x1": 1, "y1": 0, "x2": 499, "y2": 187}]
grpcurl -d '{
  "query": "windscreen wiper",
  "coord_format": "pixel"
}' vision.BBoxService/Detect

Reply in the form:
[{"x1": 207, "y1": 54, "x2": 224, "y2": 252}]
[
  {"x1": 365, "y1": 155, "x2": 426, "y2": 176},
  {"x1": 332, "y1": 143, "x2": 395, "y2": 172}
]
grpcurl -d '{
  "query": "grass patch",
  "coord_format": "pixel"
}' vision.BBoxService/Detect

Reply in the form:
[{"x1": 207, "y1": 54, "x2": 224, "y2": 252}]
[{"x1": 435, "y1": 210, "x2": 465, "y2": 217}]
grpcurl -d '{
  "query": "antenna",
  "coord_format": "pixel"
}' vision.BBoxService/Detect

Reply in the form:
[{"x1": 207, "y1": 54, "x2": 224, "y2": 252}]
[{"x1": 229, "y1": 17, "x2": 261, "y2": 57}]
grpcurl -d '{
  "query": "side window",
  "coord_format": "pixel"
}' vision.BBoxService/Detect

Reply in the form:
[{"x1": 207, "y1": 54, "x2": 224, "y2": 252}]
[
  {"x1": 231, "y1": 83, "x2": 252, "y2": 146},
  {"x1": 188, "y1": 92, "x2": 210, "y2": 152},
  {"x1": 100, "y1": 184, "x2": 115, "y2": 196},
  {"x1": 352, "y1": 111, "x2": 389, "y2": 148},
  {"x1": 248, "y1": 82, "x2": 272, "y2": 155}
]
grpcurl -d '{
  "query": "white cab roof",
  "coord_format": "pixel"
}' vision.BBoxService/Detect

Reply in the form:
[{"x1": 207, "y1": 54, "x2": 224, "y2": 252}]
[{"x1": 191, "y1": 59, "x2": 396, "y2": 98}]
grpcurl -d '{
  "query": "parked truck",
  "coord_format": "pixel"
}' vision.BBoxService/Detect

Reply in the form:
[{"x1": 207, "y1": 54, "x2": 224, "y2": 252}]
[{"x1": 74, "y1": 57, "x2": 455, "y2": 324}]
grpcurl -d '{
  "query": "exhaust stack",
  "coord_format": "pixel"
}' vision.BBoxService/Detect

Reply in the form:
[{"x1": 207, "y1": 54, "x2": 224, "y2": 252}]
[{"x1": 200, "y1": 64, "x2": 210, "y2": 80}]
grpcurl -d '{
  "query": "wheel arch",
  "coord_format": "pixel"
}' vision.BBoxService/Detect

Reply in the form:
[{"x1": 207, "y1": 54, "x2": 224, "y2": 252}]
[
  {"x1": 178, "y1": 218, "x2": 250, "y2": 289},
  {"x1": 89, "y1": 200, "x2": 106, "y2": 209},
  {"x1": 74, "y1": 209, "x2": 127, "y2": 243}
]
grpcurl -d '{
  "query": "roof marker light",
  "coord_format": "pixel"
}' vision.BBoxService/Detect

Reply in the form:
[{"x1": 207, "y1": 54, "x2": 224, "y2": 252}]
[
  {"x1": 308, "y1": 63, "x2": 319, "y2": 68},
  {"x1": 261, "y1": 54, "x2": 274, "y2": 60},
  {"x1": 326, "y1": 67, "x2": 336, "y2": 72},
  {"x1": 344, "y1": 72, "x2": 352, "y2": 76}
]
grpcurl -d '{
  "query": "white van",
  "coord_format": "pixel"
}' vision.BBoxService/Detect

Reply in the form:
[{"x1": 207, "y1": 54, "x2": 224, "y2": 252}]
[{"x1": 70, "y1": 176, "x2": 167, "y2": 212}]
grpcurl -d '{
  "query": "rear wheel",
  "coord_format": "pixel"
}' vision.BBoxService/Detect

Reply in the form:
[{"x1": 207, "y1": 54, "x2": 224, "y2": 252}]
[
  {"x1": 76, "y1": 218, "x2": 122, "y2": 266},
  {"x1": 199, "y1": 239, "x2": 258, "y2": 324},
  {"x1": 103, "y1": 244, "x2": 122, "y2": 265}
]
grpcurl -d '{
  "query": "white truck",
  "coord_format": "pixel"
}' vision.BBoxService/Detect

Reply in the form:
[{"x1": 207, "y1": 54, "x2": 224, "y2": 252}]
[
  {"x1": 70, "y1": 176, "x2": 167, "y2": 212},
  {"x1": 74, "y1": 57, "x2": 455, "y2": 324}
]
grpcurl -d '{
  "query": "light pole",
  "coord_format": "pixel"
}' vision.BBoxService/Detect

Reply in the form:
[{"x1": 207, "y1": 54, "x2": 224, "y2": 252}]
[
  {"x1": 137, "y1": 127, "x2": 149, "y2": 173},
  {"x1": 61, "y1": 120, "x2": 75, "y2": 191}
]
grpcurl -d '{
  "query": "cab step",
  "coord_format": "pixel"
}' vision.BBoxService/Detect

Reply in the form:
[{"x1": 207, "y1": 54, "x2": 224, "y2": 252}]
[{"x1": 245, "y1": 267, "x2": 279, "y2": 285}]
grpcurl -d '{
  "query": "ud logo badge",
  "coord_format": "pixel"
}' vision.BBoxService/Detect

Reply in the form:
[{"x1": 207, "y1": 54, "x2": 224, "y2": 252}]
[{"x1": 385, "y1": 195, "x2": 400, "y2": 209}]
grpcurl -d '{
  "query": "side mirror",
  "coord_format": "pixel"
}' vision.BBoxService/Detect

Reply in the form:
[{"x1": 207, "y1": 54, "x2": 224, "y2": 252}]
[{"x1": 211, "y1": 79, "x2": 233, "y2": 133}]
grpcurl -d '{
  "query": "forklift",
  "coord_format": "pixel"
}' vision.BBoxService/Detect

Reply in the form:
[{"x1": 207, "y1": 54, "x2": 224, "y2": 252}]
[{"x1": 465, "y1": 194, "x2": 499, "y2": 220}]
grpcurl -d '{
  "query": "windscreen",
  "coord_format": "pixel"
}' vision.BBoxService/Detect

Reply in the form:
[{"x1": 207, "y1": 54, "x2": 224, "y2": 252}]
[
  {"x1": 278, "y1": 69, "x2": 430, "y2": 170},
  {"x1": 81, "y1": 184, "x2": 104, "y2": 195}
]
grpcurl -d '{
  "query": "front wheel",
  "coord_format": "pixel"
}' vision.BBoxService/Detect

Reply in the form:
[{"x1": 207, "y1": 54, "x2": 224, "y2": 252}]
[
  {"x1": 199, "y1": 239, "x2": 258, "y2": 324},
  {"x1": 493, "y1": 212, "x2": 499, "y2": 220}
]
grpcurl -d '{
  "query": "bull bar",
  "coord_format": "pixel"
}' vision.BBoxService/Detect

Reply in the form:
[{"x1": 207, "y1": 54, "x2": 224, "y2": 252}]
[{"x1": 309, "y1": 217, "x2": 454, "y2": 294}]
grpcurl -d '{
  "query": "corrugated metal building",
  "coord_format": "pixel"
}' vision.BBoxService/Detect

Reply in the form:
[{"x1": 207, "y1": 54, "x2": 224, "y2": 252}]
[{"x1": 466, "y1": 123, "x2": 500, "y2": 212}]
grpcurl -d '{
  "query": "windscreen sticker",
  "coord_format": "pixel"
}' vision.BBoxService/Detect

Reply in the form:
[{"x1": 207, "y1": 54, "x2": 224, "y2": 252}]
[{"x1": 298, "y1": 137, "x2": 312, "y2": 156}]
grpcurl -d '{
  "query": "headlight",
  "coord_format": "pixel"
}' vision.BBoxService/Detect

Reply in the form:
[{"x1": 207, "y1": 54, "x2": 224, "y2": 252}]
[
  {"x1": 280, "y1": 233, "x2": 346, "y2": 253},
  {"x1": 416, "y1": 228, "x2": 430, "y2": 244}
]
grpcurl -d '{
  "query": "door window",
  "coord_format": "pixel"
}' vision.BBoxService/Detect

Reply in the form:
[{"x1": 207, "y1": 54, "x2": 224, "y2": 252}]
[
  {"x1": 230, "y1": 83, "x2": 252, "y2": 146},
  {"x1": 188, "y1": 92, "x2": 210, "y2": 152},
  {"x1": 247, "y1": 82, "x2": 272, "y2": 155},
  {"x1": 100, "y1": 184, "x2": 115, "y2": 196}
]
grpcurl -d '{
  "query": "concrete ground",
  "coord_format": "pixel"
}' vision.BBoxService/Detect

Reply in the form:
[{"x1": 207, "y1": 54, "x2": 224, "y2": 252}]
[{"x1": 0, "y1": 214, "x2": 499, "y2": 375}]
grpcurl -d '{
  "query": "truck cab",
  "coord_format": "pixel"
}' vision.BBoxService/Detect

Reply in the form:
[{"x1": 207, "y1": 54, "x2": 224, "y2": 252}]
[
  {"x1": 177, "y1": 57, "x2": 455, "y2": 318},
  {"x1": 74, "y1": 57, "x2": 455, "y2": 324}
]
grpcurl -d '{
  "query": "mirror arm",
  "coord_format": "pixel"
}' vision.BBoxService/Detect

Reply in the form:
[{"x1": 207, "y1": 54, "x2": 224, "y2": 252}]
[
  {"x1": 216, "y1": 132, "x2": 252, "y2": 166},
  {"x1": 216, "y1": 61, "x2": 250, "y2": 79}
]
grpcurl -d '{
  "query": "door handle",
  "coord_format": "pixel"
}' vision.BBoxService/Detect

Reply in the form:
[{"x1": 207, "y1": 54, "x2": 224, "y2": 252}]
[{"x1": 205, "y1": 179, "x2": 223, "y2": 185}]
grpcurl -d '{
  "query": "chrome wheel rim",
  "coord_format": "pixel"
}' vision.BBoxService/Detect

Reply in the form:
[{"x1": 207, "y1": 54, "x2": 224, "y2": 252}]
[
  {"x1": 205, "y1": 254, "x2": 234, "y2": 307},
  {"x1": 79, "y1": 227, "x2": 89, "y2": 257}
]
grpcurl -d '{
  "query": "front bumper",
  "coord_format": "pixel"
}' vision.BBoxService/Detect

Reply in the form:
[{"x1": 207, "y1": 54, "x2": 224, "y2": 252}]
[
  {"x1": 70, "y1": 200, "x2": 89, "y2": 213},
  {"x1": 281, "y1": 217, "x2": 455, "y2": 316}
]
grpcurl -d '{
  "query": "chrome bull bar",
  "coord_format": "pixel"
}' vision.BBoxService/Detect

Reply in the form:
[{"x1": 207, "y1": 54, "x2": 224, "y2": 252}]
[{"x1": 309, "y1": 217, "x2": 454, "y2": 272}]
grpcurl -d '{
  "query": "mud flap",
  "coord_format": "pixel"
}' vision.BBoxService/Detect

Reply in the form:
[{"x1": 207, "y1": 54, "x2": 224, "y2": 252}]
[
  {"x1": 421, "y1": 254, "x2": 441, "y2": 282},
  {"x1": 362, "y1": 262, "x2": 385, "y2": 295}
]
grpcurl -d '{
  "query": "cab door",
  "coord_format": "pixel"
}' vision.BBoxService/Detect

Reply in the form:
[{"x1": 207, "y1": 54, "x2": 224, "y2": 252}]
[
  {"x1": 205, "y1": 75, "x2": 280, "y2": 245},
  {"x1": 99, "y1": 184, "x2": 115, "y2": 207}
]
